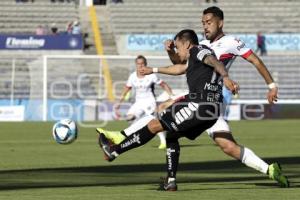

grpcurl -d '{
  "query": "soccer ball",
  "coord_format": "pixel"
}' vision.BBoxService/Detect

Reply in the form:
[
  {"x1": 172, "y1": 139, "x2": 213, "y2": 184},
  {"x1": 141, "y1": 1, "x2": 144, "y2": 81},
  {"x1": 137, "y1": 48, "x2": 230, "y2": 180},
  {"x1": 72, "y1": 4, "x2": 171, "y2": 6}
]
[{"x1": 52, "y1": 119, "x2": 78, "y2": 144}]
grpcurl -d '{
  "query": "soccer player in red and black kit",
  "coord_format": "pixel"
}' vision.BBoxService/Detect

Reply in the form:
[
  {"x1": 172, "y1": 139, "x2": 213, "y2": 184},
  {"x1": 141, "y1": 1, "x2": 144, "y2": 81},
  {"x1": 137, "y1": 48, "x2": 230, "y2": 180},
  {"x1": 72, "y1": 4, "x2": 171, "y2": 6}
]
[{"x1": 98, "y1": 29, "x2": 238, "y2": 190}]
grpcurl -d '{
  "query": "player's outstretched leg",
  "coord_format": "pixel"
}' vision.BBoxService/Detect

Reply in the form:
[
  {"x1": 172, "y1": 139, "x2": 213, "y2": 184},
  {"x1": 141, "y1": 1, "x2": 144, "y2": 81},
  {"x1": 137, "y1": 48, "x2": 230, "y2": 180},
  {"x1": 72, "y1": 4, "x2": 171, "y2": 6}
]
[
  {"x1": 97, "y1": 119, "x2": 163, "y2": 161},
  {"x1": 96, "y1": 128, "x2": 125, "y2": 144},
  {"x1": 213, "y1": 132, "x2": 289, "y2": 187},
  {"x1": 97, "y1": 115, "x2": 155, "y2": 145}
]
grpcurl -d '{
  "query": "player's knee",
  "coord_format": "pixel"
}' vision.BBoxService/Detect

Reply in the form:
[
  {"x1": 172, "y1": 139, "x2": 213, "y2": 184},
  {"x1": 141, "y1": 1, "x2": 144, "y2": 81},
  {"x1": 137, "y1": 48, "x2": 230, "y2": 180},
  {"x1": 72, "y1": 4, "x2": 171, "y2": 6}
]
[{"x1": 147, "y1": 119, "x2": 164, "y2": 134}]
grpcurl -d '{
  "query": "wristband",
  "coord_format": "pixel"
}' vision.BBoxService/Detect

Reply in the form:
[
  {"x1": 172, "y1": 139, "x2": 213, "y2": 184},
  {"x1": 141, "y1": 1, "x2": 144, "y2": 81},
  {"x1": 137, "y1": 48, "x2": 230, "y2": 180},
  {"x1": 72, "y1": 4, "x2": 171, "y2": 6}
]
[
  {"x1": 152, "y1": 67, "x2": 158, "y2": 73},
  {"x1": 268, "y1": 82, "x2": 277, "y2": 89}
]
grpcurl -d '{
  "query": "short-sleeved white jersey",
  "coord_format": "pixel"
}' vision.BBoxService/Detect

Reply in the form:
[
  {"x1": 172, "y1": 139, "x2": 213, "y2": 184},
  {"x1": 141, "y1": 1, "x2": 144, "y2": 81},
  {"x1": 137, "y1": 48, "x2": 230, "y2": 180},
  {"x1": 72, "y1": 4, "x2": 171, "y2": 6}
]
[
  {"x1": 126, "y1": 72, "x2": 162, "y2": 102},
  {"x1": 202, "y1": 36, "x2": 253, "y2": 135},
  {"x1": 200, "y1": 35, "x2": 253, "y2": 70}
]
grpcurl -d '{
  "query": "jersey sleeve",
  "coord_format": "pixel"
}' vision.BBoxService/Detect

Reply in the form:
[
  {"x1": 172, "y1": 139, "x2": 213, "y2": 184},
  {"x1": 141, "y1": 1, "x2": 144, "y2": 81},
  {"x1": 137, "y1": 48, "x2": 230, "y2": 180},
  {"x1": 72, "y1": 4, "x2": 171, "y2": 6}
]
[
  {"x1": 125, "y1": 74, "x2": 133, "y2": 88},
  {"x1": 190, "y1": 45, "x2": 214, "y2": 63},
  {"x1": 151, "y1": 74, "x2": 163, "y2": 85},
  {"x1": 227, "y1": 37, "x2": 253, "y2": 59}
]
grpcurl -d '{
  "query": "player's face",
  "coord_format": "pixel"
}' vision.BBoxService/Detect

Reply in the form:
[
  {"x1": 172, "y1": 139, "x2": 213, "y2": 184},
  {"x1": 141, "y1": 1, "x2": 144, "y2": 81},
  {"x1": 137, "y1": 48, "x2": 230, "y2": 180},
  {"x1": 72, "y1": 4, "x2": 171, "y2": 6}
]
[
  {"x1": 174, "y1": 38, "x2": 189, "y2": 62},
  {"x1": 135, "y1": 58, "x2": 146, "y2": 73},
  {"x1": 202, "y1": 13, "x2": 223, "y2": 41}
]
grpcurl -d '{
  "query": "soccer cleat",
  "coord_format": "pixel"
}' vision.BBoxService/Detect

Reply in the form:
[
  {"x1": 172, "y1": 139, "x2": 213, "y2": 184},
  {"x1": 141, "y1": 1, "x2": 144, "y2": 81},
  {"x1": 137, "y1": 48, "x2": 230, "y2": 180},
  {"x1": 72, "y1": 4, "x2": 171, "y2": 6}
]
[
  {"x1": 158, "y1": 143, "x2": 167, "y2": 150},
  {"x1": 158, "y1": 177, "x2": 178, "y2": 191},
  {"x1": 163, "y1": 180, "x2": 178, "y2": 191},
  {"x1": 98, "y1": 133, "x2": 118, "y2": 162},
  {"x1": 268, "y1": 162, "x2": 290, "y2": 188},
  {"x1": 96, "y1": 128, "x2": 125, "y2": 144}
]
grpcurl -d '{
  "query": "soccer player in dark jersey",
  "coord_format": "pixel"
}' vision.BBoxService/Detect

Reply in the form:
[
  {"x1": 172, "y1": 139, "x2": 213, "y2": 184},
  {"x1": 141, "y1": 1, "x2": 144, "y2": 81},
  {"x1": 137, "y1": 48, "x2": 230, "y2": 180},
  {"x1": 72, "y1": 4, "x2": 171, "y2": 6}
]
[
  {"x1": 162, "y1": 6, "x2": 289, "y2": 188},
  {"x1": 98, "y1": 29, "x2": 238, "y2": 190}
]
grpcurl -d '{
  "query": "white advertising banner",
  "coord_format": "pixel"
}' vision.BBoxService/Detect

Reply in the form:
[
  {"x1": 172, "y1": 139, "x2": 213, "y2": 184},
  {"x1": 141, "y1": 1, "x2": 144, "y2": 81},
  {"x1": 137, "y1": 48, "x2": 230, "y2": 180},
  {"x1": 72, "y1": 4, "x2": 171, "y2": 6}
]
[{"x1": 0, "y1": 106, "x2": 25, "y2": 121}]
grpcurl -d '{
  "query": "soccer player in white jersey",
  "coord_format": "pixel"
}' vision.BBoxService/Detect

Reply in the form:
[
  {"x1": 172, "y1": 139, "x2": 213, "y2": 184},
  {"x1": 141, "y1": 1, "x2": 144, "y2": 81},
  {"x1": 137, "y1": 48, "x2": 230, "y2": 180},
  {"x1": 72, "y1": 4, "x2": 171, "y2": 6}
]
[
  {"x1": 108, "y1": 55, "x2": 174, "y2": 149},
  {"x1": 98, "y1": 7, "x2": 289, "y2": 188}
]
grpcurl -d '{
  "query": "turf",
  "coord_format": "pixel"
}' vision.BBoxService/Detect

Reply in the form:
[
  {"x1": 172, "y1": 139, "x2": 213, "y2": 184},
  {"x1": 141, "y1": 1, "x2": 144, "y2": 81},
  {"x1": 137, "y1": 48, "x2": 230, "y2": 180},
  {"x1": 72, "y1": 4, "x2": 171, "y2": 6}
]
[{"x1": 0, "y1": 120, "x2": 299, "y2": 200}]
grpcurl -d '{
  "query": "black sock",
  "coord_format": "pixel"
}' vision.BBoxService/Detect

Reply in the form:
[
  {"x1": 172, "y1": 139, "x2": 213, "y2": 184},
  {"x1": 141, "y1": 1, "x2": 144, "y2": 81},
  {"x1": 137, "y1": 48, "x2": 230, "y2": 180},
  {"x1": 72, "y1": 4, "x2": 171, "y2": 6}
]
[
  {"x1": 166, "y1": 138, "x2": 180, "y2": 179},
  {"x1": 114, "y1": 126, "x2": 155, "y2": 155}
]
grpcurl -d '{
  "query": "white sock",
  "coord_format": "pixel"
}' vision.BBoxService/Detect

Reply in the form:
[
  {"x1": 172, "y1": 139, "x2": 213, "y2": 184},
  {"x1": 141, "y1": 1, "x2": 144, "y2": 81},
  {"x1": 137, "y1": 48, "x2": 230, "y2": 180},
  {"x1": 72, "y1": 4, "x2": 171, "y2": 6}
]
[
  {"x1": 123, "y1": 115, "x2": 155, "y2": 136},
  {"x1": 157, "y1": 131, "x2": 166, "y2": 144},
  {"x1": 241, "y1": 146, "x2": 269, "y2": 174}
]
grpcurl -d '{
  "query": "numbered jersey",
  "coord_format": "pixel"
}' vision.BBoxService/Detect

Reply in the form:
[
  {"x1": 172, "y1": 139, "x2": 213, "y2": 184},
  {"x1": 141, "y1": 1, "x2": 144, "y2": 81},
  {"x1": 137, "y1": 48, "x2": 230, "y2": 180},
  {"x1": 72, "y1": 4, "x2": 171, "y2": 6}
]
[
  {"x1": 186, "y1": 45, "x2": 222, "y2": 103},
  {"x1": 126, "y1": 72, "x2": 162, "y2": 102},
  {"x1": 200, "y1": 35, "x2": 253, "y2": 69}
]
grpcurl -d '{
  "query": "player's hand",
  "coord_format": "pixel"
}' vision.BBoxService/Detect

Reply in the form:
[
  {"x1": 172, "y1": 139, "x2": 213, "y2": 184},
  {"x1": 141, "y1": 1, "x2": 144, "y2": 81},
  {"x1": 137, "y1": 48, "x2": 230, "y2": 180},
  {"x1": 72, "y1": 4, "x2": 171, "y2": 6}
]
[
  {"x1": 114, "y1": 102, "x2": 122, "y2": 111},
  {"x1": 113, "y1": 103, "x2": 121, "y2": 120},
  {"x1": 140, "y1": 66, "x2": 153, "y2": 75},
  {"x1": 223, "y1": 77, "x2": 239, "y2": 95},
  {"x1": 267, "y1": 87, "x2": 278, "y2": 104},
  {"x1": 164, "y1": 39, "x2": 175, "y2": 51}
]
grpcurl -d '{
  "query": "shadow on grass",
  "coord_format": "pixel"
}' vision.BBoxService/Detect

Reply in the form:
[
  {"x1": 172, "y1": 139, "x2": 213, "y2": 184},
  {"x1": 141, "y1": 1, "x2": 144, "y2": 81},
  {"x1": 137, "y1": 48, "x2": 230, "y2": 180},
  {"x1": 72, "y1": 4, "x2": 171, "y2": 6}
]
[
  {"x1": 0, "y1": 156, "x2": 299, "y2": 191},
  {"x1": 151, "y1": 143, "x2": 212, "y2": 149}
]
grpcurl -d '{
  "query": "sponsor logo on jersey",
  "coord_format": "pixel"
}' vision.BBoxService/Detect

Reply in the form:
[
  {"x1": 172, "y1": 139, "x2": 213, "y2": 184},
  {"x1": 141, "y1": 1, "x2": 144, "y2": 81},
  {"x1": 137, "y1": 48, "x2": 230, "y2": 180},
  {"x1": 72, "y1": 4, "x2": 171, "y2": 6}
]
[
  {"x1": 237, "y1": 42, "x2": 245, "y2": 51},
  {"x1": 204, "y1": 82, "x2": 221, "y2": 92}
]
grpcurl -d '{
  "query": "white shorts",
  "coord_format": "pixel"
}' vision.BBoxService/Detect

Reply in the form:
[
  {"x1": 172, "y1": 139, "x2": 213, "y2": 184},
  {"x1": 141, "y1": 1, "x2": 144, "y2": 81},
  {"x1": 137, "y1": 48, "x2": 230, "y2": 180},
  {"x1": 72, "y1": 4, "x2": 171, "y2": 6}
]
[
  {"x1": 127, "y1": 100, "x2": 156, "y2": 119},
  {"x1": 206, "y1": 116, "x2": 231, "y2": 138}
]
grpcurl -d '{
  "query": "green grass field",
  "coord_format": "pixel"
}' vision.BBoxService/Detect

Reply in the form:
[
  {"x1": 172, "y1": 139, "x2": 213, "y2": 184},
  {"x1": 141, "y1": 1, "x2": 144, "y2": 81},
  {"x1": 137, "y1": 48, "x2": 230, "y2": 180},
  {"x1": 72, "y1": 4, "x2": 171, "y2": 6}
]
[{"x1": 0, "y1": 120, "x2": 299, "y2": 200}]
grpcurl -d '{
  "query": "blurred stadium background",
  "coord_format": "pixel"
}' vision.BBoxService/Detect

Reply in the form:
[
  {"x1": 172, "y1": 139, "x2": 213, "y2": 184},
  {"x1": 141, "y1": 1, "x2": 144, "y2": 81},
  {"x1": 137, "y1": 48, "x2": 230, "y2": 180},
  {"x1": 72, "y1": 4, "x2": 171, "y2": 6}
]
[{"x1": 0, "y1": 0, "x2": 299, "y2": 199}]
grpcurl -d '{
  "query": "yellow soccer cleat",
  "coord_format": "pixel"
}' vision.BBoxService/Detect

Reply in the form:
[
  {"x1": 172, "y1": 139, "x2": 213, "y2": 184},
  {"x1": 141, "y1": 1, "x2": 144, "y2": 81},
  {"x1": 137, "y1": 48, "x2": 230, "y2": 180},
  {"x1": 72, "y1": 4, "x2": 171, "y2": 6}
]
[
  {"x1": 268, "y1": 162, "x2": 290, "y2": 188},
  {"x1": 96, "y1": 128, "x2": 126, "y2": 144}
]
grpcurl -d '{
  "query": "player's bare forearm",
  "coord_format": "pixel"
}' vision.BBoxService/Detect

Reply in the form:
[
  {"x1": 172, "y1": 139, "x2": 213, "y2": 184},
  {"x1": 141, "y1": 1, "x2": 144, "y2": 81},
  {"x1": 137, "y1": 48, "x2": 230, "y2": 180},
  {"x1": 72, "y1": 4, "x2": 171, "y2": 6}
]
[
  {"x1": 204, "y1": 55, "x2": 228, "y2": 77},
  {"x1": 149, "y1": 64, "x2": 187, "y2": 75},
  {"x1": 160, "y1": 82, "x2": 173, "y2": 96},
  {"x1": 140, "y1": 65, "x2": 185, "y2": 76},
  {"x1": 119, "y1": 87, "x2": 131, "y2": 103},
  {"x1": 246, "y1": 53, "x2": 278, "y2": 104},
  {"x1": 246, "y1": 53, "x2": 274, "y2": 84},
  {"x1": 167, "y1": 50, "x2": 182, "y2": 64}
]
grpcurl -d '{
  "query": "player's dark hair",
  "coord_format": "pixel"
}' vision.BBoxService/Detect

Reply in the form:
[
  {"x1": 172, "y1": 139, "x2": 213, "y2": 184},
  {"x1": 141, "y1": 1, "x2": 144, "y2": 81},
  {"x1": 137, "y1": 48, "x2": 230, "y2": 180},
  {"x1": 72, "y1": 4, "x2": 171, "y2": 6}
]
[
  {"x1": 174, "y1": 29, "x2": 199, "y2": 45},
  {"x1": 203, "y1": 6, "x2": 224, "y2": 20},
  {"x1": 135, "y1": 55, "x2": 147, "y2": 66}
]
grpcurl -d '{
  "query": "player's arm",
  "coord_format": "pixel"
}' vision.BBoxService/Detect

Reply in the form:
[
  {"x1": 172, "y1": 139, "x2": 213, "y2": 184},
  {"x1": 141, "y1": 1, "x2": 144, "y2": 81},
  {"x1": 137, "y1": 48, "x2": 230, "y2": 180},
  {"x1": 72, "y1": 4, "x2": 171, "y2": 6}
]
[
  {"x1": 246, "y1": 53, "x2": 274, "y2": 84},
  {"x1": 245, "y1": 52, "x2": 278, "y2": 104},
  {"x1": 204, "y1": 55, "x2": 239, "y2": 94},
  {"x1": 141, "y1": 64, "x2": 187, "y2": 76},
  {"x1": 116, "y1": 86, "x2": 131, "y2": 109},
  {"x1": 159, "y1": 81, "x2": 174, "y2": 97},
  {"x1": 164, "y1": 39, "x2": 185, "y2": 64},
  {"x1": 230, "y1": 37, "x2": 278, "y2": 104},
  {"x1": 204, "y1": 55, "x2": 229, "y2": 78}
]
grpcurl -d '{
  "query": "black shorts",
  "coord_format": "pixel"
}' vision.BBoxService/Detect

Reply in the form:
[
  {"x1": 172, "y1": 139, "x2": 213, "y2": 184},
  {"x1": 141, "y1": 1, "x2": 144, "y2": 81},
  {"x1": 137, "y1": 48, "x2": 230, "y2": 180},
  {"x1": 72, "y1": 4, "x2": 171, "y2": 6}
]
[{"x1": 159, "y1": 94, "x2": 219, "y2": 140}]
